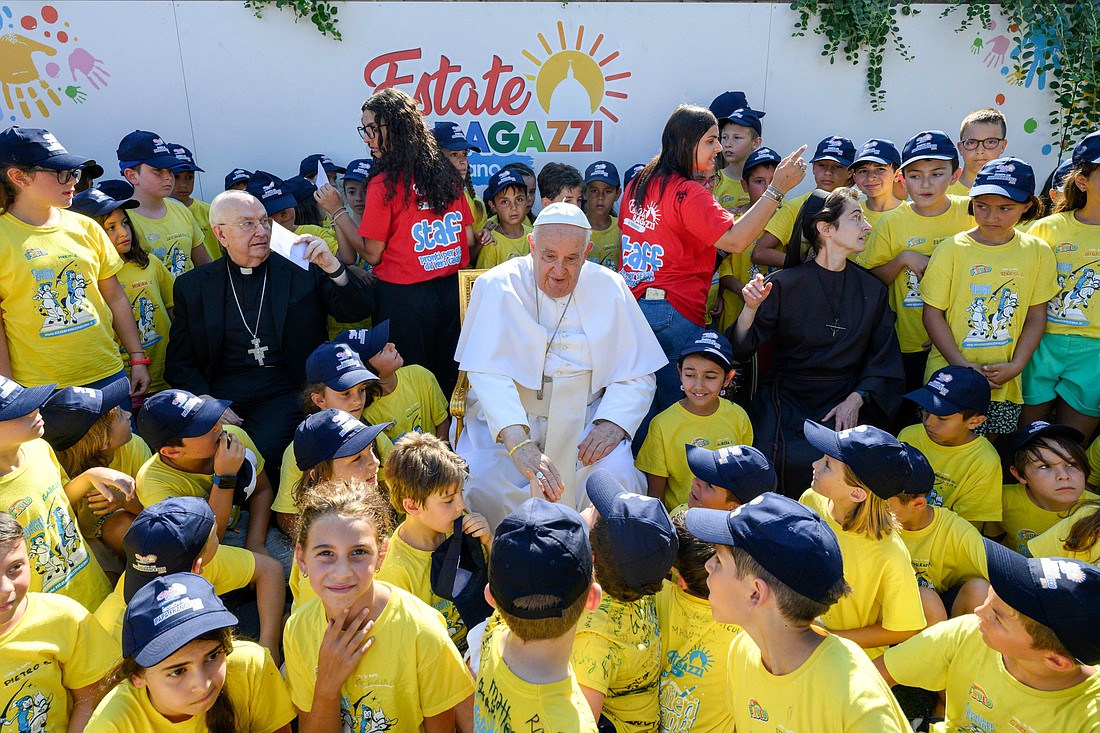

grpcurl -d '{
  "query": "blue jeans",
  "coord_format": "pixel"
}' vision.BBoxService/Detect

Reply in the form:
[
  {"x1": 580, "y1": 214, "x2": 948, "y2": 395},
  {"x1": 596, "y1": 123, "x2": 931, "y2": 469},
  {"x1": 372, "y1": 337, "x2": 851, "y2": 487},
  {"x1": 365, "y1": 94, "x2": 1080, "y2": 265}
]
[{"x1": 633, "y1": 299, "x2": 704, "y2": 449}]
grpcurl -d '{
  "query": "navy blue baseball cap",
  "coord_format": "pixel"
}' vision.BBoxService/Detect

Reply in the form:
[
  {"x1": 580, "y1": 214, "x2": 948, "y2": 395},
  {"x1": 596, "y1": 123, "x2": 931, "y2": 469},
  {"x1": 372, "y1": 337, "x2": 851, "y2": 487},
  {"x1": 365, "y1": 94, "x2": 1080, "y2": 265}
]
[
  {"x1": 484, "y1": 168, "x2": 527, "y2": 203},
  {"x1": 116, "y1": 130, "x2": 180, "y2": 171},
  {"x1": 299, "y1": 153, "x2": 345, "y2": 177},
  {"x1": 724, "y1": 107, "x2": 765, "y2": 136},
  {"x1": 246, "y1": 170, "x2": 296, "y2": 215},
  {"x1": 902, "y1": 130, "x2": 959, "y2": 169},
  {"x1": 136, "y1": 389, "x2": 231, "y2": 453},
  {"x1": 41, "y1": 381, "x2": 130, "y2": 452},
  {"x1": 282, "y1": 174, "x2": 317, "y2": 205},
  {"x1": 95, "y1": 179, "x2": 135, "y2": 201},
  {"x1": 305, "y1": 342, "x2": 378, "y2": 391},
  {"x1": 168, "y1": 144, "x2": 204, "y2": 173},
  {"x1": 708, "y1": 91, "x2": 749, "y2": 122},
  {"x1": 742, "y1": 146, "x2": 782, "y2": 178},
  {"x1": 224, "y1": 168, "x2": 251, "y2": 190},
  {"x1": 985, "y1": 539, "x2": 1100, "y2": 664},
  {"x1": 0, "y1": 126, "x2": 98, "y2": 175},
  {"x1": 623, "y1": 163, "x2": 645, "y2": 188},
  {"x1": 810, "y1": 135, "x2": 856, "y2": 167},
  {"x1": 1004, "y1": 421, "x2": 1084, "y2": 458},
  {"x1": 1052, "y1": 159, "x2": 1074, "y2": 192},
  {"x1": 851, "y1": 139, "x2": 901, "y2": 168},
  {"x1": 804, "y1": 420, "x2": 913, "y2": 499},
  {"x1": 1071, "y1": 131, "x2": 1100, "y2": 166},
  {"x1": 432, "y1": 121, "x2": 481, "y2": 153},
  {"x1": 584, "y1": 161, "x2": 620, "y2": 187},
  {"x1": 0, "y1": 375, "x2": 55, "y2": 422},
  {"x1": 970, "y1": 157, "x2": 1036, "y2": 203},
  {"x1": 70, "y1": 185, "x2": 139, "y2": 219},
  {"x1": 686, "y1": 444, "x2": 776, "y2": 504},
  {"x1": 900, "y1": 444, "x2": 935, "y2": 495},
  {"x1": 343, "y1": 158, "x2": 375, "y2": 184},
  {"x1": 123, "y1": 573, "x2": 239, "y2": 667},
  {"x1": 335, "y1": 321, "x2": 389, "y2": 363},
  {"x1": 489, "y1": 498, "x2": 593, "y2": 619},
  {"x1": 905, "y1": 365, "x2": 991, "y2": 417},
  {"x1": 586, "y1": 469, "x2": 678, "y2": 592},
  {"x1": 686, "y1": 492, "x2": 844, "y2": 604},
  {"x1": 678, "y1": 330, "x2": 733, "y2": 372},
  {"x1": 293, "y1": 409, "x2": 392, "y2": 470},
  {"x1": 122, "y1": 498, "x2": 216, "y2": 602}
]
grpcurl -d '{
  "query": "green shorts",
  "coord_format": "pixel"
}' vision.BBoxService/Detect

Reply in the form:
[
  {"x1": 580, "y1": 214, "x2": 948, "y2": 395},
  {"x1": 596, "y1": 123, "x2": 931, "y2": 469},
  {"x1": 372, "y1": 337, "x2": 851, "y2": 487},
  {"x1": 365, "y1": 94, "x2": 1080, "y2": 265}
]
[{"x1": 1022, "y1": 332, "x2": 1100, "y2": 417}]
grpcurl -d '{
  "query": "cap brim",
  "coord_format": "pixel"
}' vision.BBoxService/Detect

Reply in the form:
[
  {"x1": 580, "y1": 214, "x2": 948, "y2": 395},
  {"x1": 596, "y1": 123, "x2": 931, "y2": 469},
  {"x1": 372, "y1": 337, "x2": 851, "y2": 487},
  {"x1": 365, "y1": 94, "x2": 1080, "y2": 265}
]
[
  {"x1": 441, "y1": 141, "x2": 481, "y2": 153},
  {"x1": 969, "y1": 183, "x2": 1030, "y2": 203},
  {"x1": 903, "y1": 387, "x2": 965, "y2": 417},
  {"x1": 342, "y1": 173, "x2": 367, "y2": 183},
  {"x1": 902, "y1": 154, "x2": 958, "y2": 168},
  {"x1": 180, "y1": 398, "x2": 232, "y2": 439},
  {"x1": 82, "y1": 162, "x2": 104, "y2": 180},
  {"x1": 585, "y1": 469, "x2": 626, "y2": 518},
  {"x1": 258, "y1": 193, "x2": 297, "y2": 216},
  {"x1": 37, "y1": 152, "x2": 94, "y2": 170},
  {"x1": 1007, "y1": 423, "x2": 1085, "y2": 456},
  {"x1": 685, "y1": 444, "x2": 721, "y2": 486},
  {"x1": 332, "y1": 421, "x2": 393, "y2": 460},
  {"x1": 140, "y1": 154, "x2": 188, "y2": 170},
  {"x1": 684, "y1": 507, "x2": 736, "y2": 545},
  {"x1": 584, "y1": 176, "x2": 620, "y2": 187},
  {"x1": 984, "y1": 538, "x2": 1045, "y2": 624},
  {"x1": 678, "y1": 345, "x2": 732, "y2": 371},
  {"x1": 803, "y1": 420, "x2": 843, "y2": 460},
  {"x1": 323, "y1": 164, "x2": 347, "y2": 174},
  {"x1": 810, "y1": 155, "x2": 854, "y2": 167},
  {"x1": 131, "y1": 608, "x2": 239, "y2": 667},
  {"x1": 325, "y1": 367, "x2": 379, "y2": 392},
  {"x1": 171, "y1": 163, "x2": 205, "y2": 173},
  {"x1": 367, "y1": 321, "x2": 389, "y2": 360},
  {"x1": 71, "y1": 197, "x2": 140, "y2": 219},
  {"x1": 0, "y1": 382, "x2": 56, "y2": 420},
  {"x1": 850, "y1": 155, "x2": 897, "y2": 168}
]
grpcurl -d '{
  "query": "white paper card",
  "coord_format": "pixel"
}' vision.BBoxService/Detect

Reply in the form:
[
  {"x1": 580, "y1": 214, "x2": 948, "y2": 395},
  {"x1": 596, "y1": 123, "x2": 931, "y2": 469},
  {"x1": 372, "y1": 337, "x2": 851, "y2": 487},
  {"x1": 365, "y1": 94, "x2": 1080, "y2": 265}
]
[
  {"x1": 268, "y1": 221, "x2": 310, "y2": 270},
  {"x1": 316, "y1": 159, "x2": 327, "y2": 189}
]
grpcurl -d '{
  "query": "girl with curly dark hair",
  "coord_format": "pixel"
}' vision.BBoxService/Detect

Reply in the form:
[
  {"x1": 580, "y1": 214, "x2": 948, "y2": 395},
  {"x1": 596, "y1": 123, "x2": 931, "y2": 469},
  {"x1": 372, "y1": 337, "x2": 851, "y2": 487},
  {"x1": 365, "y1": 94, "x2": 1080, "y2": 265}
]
[{"x1": 356, "y1": 88, "x2": 473, "y2": 395}]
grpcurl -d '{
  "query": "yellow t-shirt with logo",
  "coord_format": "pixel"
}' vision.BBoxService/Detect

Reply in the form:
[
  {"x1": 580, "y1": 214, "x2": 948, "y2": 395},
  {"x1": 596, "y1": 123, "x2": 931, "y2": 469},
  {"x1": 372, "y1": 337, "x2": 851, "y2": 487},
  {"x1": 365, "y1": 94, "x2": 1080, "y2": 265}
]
[
  {"x1": 587, "y1": 215, "x2": 621, "y2": 270},
  {"x1": 898, "y1": 506, "x2": 989, "y2": 592},
  {"x1": 0, "y1": 593, "x2": 118, "y2": 733},
  {"x1": 93, "y1": 543, "x2": 256, "y2": 642},
  {"x1": 656, "y1": 582, "x2": 739, "y2": 733},
  {"x1": 712, "y1": 170, "x2": 750, "y2": 213},
  {"x1": 1026, "y1": 211, "x2": 1100, "y2": 338},
  {"x1": 375, "y1": 522, "x2": 468, "y2": 652},
  {"x1": 921, "y1": 230, "x2": 1059, "y2": 403},
  {"x1": 636, "y1": 401, "x2": 754, "y2": 511},
  {"x1": 361, "y1": 365, "x2": 449, "y2": 444},
  {"x1": 71, "y1": 435, "x2": 153, "y2": 540},
  {"x1": 989, "y1": 483, "x2": 1098, "y2": 555},
  {"x1": 859, "y1": 197, "x2": 975, "y2": 353},
  {"x1": 134, "y1": 425, "x2": 262, "y2": 523},
  {"x1": 1, "y1": 438, "x2": 110, "y2": 610},
  {"x1": 800, "y1": 489, "x2": 926, "y2": 658},
  {"x1": 1028, "y1": 502, "x2": 1100, "y2": 564},
  {"x1": 86, "y1": 640, "x2": 294, "y2": 733},
  {"x1": 129, "y1": 198, "x2": 204, "y2": 279},
  {"x1": 898, "y1": 425, "x2": 1002, "y2": 523},
  {"x1": 571, "y1": 593, "x2": 661, "y2": 733},
  {"x1": 285, "y1": 584, "x2": 474, "y2": 725},
  {"x1": 466, "y1": 190, "x2": 488, "y2": 233},
  {"x1": 474, "y1": 614, "x2": 598, "y2": 733},
  {"x1": 726, "y1": 630, "x2": 911, "y2": 733},
  {"x1": 0, "y1": 209, "x2": 126, "y2": 387},
  {"x1": 186, "y1": 197, "x2": 222, "y2": 262},
  {"x1": 763, "y1": 190, "x2": 811, "y2": 248},
  {"x1": 476, "y1": 223, "x2": 533, "y2": 270},
  {"x1": 115, "y1": 258, "x2": 174, "y2": 394},
  {"x1": 884, "y1": 614, "x2": 1100, "y2": 733}
]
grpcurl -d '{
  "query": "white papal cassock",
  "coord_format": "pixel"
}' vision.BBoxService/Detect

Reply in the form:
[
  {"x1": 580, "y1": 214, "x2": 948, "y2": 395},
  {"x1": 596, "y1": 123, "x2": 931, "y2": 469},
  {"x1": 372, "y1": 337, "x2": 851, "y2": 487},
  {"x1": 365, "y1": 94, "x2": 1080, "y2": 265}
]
[{"x1": 453, "y1": 255, "x2": 666, "y2": 530}]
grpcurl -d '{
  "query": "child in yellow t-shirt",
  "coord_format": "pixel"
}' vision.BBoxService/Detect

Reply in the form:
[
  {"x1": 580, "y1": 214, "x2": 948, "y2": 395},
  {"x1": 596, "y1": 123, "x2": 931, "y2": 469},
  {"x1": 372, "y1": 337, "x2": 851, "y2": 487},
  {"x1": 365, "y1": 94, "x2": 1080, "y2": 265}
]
[
  {"x1": 860, "y1": 130, "x2": 974, "y2": 395},
  {"x1": 1028, "y1": 498, "x2": 1100, "y2": 564},
  {"x1": 799, "y1": 420, "x2": 927, "y2": 658},
  {"x1": 0, "y1": 513, "x2": 118, "y2": 732},
  {"x1": 286, "y1": 478, "x2": 474, "y2": 729},
  {"x1": 922, "y1": 157, "x2": 1059, "y2": 437},
  {"x1": 572, "y1": 471, "x2": 677, "y2": 732},
  {"x1": 686, "y1": 492, "x2": 911, "y2": 732},
  {"x1": 948, "y1": 107, "x2": 1009, "y2": 195},
  {"x1": 684, "y1": 443, "x2": 775, "y2": 511},
  {"x1": 898, "y1": 365, "x2": 1002, "y2": 525},
  {"x1": 118, "y1": 130, "x2": 210, "y2": 276},
  {"x1": 88, "y1": 572, "x2": 295, "y2": 732},
  {"x1": 1022, "y1": 130, "x2": 1100, "y2": 438},
  {"x1": 432, "y1": 121, "x2": 491, "y2": 257},
  {"x1": 887, "y1": 443, "x2": 989, "y2": 625},
  {"x1": 850, "y1": 139, "x2": 903, "y2": 229},
  {"x1": 708, "y1": 92, "x2": 764, "y2": 213},
  {"x1": 582, "y1": 161, "x2": 622, "y2": 270},
  {"x1": 474, "y1": 498, "x2": 601, "y2": 732},
  {"x1": 167, "y1": 143, "x2": 221, "y2": 261},
  {"x1": 476, "y1": 168, "x2": 533, "y2": 270},
  {"x1": 337, "y1": 322, "x2": 451, "y2": 443},
  {"x1": 988, "y1": 421, "x2": 1097, "y2": 555},
  {"x1": 877, "y1": 543, "x2": 1100, "y2": 733},
  {"x1": 637, "y1": 332, "x2": 753, "y2": 510},
  {"x1": 656, "y1": 514, "x2": 742, "y2": 733},
  {"x1": 378, "y1": 432, "x2": 492, "y2": 652}
]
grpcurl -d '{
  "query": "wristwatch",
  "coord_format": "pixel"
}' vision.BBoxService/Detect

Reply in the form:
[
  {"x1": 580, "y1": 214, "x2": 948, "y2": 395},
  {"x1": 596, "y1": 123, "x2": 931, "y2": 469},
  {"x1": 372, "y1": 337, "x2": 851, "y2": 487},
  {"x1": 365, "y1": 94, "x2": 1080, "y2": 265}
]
[{"x1": 212, "y1": 474, "x2": 238, "y2": 491}]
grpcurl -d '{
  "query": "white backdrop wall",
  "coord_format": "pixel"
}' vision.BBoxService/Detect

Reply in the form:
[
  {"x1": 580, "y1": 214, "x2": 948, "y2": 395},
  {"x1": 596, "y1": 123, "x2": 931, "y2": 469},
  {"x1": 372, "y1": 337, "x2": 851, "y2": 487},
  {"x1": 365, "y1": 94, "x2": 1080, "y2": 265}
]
[{"x1": 0, "y1": 1, "x2": 1065, "y2": 200}]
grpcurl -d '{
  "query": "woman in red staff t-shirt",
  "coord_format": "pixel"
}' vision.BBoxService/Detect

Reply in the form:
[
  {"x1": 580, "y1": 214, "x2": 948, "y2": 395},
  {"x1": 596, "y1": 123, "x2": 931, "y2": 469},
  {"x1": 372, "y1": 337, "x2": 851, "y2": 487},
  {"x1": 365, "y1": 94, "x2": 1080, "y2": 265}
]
[
  {"x1": 355, "y1": 88, "x2": 474, "y2": 395},
  {"x1": 620, "y1": 104, "x2": 806, "y2": 418}
]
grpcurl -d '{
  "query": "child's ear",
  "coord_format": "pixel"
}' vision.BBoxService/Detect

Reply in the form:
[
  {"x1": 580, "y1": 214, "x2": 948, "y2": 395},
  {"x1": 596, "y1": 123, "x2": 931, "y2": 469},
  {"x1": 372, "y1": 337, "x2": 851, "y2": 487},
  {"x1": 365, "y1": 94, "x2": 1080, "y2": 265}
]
[
  {"x1": 724, "y1": 370, "x2": 737, "y2": 388},
  {"x1": 159, "y1": 445, "x2": 180, "y2": 460},
  {"x1": 401, "y1": 497, "x2": 420, "y2": 516},
  {"x1": 541, "y1": 196, "x2": 552, "y2": 209},
  {"x1": 191, "y1": 556, "x2": 205, "y2": 575},
  {"x1": 1043, "y1": 650, "x2": 1079, "y2": 674},
  {"x1": 966, "y1": 414, "x2": 987, "y2": 431},
  {"x1": 309, "y1": 392, "x2": 327, "y2": 410},
  {"x1": 375, "y1": 536, "x2": 389, "y2": 570},
  {"x1": 849, "y1": 486, "x2": 869, "y2": 504},
  {"x1": 585, "y1": 582, "x2": 603, "y2": 611},
  {"x1": 122, "y1": 167, "x2": 139, "y2": 185},
  {"x1": 1075, "y1": 172, "x2": 1089, "y2": 193},
  {"x1": 673, "y1": 569, "x2": 689, "y2": 592},
  {"x1": 1009, "y1": 465, "x2": 1026, "y2": 485},
  {"x1": 294, "y1": 543, "x2": 308, "y2": 577},
  {"x1": 950, "y1": 167, "x2": 962, "y2": 184},
  {"x1": 483, "y1": 583, "x2": 498, "y2": 609},
  {"x1": 131, "y1": 672, "x2": 147, "y2": 689}
]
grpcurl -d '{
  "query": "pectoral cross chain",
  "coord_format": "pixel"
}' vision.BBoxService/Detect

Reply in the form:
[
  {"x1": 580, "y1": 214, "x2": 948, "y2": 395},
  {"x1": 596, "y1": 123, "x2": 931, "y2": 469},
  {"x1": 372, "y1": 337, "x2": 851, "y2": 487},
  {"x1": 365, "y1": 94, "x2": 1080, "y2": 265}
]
[{"x1": 248, "y1": 337, "x2": 269, "y2": 366}]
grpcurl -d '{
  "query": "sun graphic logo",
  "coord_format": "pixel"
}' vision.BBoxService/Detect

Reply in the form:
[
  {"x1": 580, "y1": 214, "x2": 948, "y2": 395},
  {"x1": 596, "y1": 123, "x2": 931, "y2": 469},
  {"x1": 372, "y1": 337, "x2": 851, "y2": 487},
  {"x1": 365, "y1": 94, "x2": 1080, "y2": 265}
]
[
  {"x1": 0, "y1": 4, "x2": 108, "y2": 121},
  {"x1": 522, "y1": 21, "x2": 630, "y2": 123}
]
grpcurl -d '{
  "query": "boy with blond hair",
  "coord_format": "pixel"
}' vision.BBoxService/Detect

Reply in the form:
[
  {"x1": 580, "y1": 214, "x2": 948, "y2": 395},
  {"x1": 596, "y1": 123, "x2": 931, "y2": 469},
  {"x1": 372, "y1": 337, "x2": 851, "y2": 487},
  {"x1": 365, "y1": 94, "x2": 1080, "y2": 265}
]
[{"x1": 949, "y1": 107, "x2": 1009, "y2": 195}]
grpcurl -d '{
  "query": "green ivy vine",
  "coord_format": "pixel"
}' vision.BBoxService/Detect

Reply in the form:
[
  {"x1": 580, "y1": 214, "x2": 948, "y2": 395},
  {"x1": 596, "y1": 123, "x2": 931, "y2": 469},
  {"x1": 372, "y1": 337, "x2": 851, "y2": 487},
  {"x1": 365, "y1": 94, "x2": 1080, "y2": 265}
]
[{"x1": 243, "y1": 0, "x2": 342, "y2": 41}]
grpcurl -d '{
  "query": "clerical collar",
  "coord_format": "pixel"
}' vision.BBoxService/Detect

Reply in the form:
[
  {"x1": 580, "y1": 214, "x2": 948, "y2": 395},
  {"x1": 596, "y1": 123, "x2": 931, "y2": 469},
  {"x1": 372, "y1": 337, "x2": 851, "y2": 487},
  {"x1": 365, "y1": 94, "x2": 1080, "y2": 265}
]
[{"x1": 229, "y1": 259, "x2": 267, "y2": 277}]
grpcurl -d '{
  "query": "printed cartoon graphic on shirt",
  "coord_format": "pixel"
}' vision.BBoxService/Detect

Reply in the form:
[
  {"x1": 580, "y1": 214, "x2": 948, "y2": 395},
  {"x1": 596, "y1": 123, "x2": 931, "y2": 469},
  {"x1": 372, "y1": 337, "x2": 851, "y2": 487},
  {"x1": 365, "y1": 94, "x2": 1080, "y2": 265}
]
[
  {"x1": 130, "y1": 288, "x2": 161, "y2": 347},
  {"x1": 341, "y1": 691, "x2": 398, "y2": 733},
  {"x1": 1048, "y1": 257, "x2": 1100, "y2": 325},
  {"x1": 0, "y1": 680, "x2": 52, "y2": 733},
  {"x1": 962, "y1": 276, "x2": 1018, "y2": 348},
  {"x1": 8, "y1": 484, "x2": 90, "y2": 593},
  {"x1": 31, "y1": 261, "x2": 96, "y2": 337},
  {"x1": 620, "y1": 198, "x2": 664, "y2": 288}
]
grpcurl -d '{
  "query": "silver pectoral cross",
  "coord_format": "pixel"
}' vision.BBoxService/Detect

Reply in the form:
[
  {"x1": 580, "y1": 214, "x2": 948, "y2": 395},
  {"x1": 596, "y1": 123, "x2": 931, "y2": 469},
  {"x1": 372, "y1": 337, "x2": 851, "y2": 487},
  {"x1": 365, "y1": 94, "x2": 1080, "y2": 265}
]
[
  {"x1": 536, "y1": 375, "x2": 550, "y2": 400},
  {"x1": 248, "y1": 337, "x2": 269, "y2": 366},
  {"x1": 827, "y1": 319, "x2": 846, "y2": 338}
]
